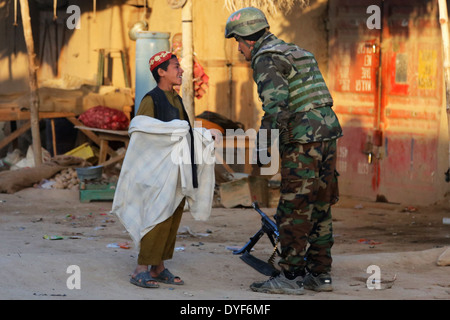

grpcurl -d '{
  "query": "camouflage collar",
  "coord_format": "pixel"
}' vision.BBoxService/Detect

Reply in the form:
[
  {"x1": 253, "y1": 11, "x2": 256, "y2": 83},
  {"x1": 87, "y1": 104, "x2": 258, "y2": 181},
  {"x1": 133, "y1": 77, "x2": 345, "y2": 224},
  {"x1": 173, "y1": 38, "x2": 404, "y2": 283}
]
[{"x1": 251, "y1": 32, "x2": 275, "y2": 58}]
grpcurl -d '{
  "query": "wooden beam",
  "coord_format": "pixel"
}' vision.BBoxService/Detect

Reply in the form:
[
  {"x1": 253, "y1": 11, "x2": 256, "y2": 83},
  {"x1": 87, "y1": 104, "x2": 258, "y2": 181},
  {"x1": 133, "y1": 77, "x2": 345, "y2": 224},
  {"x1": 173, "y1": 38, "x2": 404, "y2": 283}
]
[
  {"x1": 438, "y1": 0, "x2": 450, "y2": 168},
  {"x1": 0, "y1": 107, "x2": 76, "y2": 121},
  {"x1": 66, "y1": 117, "x2": 116, "y2": 157},
  {"x1": 101, "y1": 153, "x2": 125, "y2": 167},
  {"x1": 0, "y1": 121, "x2": 31, "y2": 151},
  {"x1": 19, "y1": 0, "x2": 42, "y2": 166}
]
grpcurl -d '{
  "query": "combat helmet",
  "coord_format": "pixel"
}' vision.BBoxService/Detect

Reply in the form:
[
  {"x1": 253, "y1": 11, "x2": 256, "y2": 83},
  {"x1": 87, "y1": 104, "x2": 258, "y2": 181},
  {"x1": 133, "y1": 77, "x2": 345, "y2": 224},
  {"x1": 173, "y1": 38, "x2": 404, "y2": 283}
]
[{"x1": 225, "y1": 7, "x2": 269, "y2": 38}]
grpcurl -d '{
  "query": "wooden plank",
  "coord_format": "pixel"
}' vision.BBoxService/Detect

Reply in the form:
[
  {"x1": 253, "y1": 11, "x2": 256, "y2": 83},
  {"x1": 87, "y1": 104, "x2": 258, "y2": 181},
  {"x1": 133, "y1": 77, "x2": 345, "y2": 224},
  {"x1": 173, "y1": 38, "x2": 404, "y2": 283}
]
[
  {"x1": 0, "y1": 121, "x2": 31, "y2": 151},
  {"x1": 98, "y1": 139, "x2": 109, "y2": 164},
  {"x1": 101, "y1": 153, "x2": 125, "y2": 167},
  {"x1": 0, "y1": 111, "x2": 77, "y2": 151},
  {"x1": 50, "y1": 119, "x2": 57, "y2": 156},
  {"x1": 97, "y1": 132, "x2": 129, "y2": 164},
  {"x1": 73, "y1": 125, "x2": 128, "y2": 136},
  {"x1": 0, "y1": 107, "x2": 76, "y2": 121},
  {"x1": 66, "y1": 117, "x2": 115, "y2": 157}
]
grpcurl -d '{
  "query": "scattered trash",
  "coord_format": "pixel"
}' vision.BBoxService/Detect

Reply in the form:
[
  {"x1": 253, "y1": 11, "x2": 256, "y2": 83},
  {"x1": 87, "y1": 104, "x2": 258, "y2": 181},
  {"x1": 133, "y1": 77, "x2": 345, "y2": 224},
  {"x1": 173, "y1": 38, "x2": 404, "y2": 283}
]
[
  {"x1": 379, "y1": 274, "x2": 397, "y2": 289},
  {"x1": 443, "y1": 217, "x2": 450, "y2": 225},
  {"x1": 33, "y1": 292, "x2": 67, "y2": 297},
  {"x1": 36, "y1": 179, "x2": 55, "y2": 189},
  {"x1": 175, "y1": 246, "x2": 185, "y2": 252},
  {"x1": 43, "y1": 235, "x2": 64, "y2": 240},
  {"x1": 106, "y1": 242, "x2": 130, "y2": 249},
  {"x1": 353, "y1": 274, "x2": 397, "y2": 290},
  {"x1": 13, "y1": 146, "x2": 51, "y2": 169},
  {"x1": 436, "y1": 247, "x2": 450, "y2": 266},
  {"x1": 31, "y1": 218, "x2": 43, "y2": 223},
  {"x1": 177, "y1": 226, "x2": 210, "y2": 237},
  {"x1": 354, "y1": 204, "x2": 364, "y2": 209},
  {"x1": 226, "y1": 246, "x2": 243, "y2": 251},
  {"x1": 358, "y1": 239, "x2": 382, "y2": 245},
  {"x1": 1, "y1": 149, "x2": 22, "y2": 169},
  {"x1": 402, "y1": 206, "x2": 417, "y2": 212}
]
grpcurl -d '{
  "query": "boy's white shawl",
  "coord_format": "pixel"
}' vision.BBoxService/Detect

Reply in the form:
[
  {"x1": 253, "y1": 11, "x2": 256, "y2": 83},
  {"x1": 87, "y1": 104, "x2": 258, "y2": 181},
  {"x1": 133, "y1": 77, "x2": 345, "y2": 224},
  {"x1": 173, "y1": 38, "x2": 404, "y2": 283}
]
[{"x1": 112, "y1": 116, "x2": 215, "y2": 249}]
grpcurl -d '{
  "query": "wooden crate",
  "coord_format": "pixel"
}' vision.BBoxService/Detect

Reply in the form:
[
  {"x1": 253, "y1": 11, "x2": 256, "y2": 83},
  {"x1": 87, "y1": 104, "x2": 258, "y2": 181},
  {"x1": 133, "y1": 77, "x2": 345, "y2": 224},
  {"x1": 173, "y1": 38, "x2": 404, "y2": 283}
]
[
  {"x1": 268, "y1": 187, "x2": 280, "y2": 208},
  {"x1": 79, "y1": 182, "x2": 116, "y2": 203}
]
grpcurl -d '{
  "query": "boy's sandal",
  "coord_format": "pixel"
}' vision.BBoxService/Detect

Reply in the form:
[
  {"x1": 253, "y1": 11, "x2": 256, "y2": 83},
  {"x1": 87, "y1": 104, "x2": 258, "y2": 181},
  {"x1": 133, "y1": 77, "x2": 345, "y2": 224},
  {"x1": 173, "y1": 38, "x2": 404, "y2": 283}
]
[
  {"x1": 130, "y1": 271, "x2": 160, "y2": 288},
  {"x1": 155, "y1": 268, "x2": 184, "y2": 285}
]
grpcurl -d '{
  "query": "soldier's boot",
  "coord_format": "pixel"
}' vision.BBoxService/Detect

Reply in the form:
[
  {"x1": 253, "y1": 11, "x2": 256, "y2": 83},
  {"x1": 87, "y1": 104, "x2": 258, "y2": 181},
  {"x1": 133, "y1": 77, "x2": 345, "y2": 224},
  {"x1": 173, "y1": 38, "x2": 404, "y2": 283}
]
[
  {"x1": 303, "y1": 272, "x2": 333, "y2": 292},
  {"x1": 250, "y1": 272, "x2": 304, "y2": 295}
]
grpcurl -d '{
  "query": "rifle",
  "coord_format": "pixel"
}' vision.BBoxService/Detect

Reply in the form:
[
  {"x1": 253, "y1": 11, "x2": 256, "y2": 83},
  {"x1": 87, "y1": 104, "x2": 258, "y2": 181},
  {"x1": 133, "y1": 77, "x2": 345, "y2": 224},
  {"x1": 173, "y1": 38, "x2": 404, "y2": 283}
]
[{"x1": 233, "y1": 202, "x2": 281, "y2": 276}]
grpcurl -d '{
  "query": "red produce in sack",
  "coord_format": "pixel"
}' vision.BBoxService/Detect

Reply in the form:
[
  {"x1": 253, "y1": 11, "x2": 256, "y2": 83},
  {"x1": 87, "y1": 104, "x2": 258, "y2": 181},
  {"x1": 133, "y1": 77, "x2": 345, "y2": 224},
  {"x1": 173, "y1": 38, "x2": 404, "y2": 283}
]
[{"x1": 78, "y1": 106, "x2": 129, "y2": 130}]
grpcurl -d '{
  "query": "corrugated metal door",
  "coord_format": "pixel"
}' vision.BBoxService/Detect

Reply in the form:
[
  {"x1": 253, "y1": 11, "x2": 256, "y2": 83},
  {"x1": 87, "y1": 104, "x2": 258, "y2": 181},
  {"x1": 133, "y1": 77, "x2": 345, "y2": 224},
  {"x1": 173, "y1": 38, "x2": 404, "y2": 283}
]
[{"x1": 328, "y1": 0, "x2": 444, "y2": 204}]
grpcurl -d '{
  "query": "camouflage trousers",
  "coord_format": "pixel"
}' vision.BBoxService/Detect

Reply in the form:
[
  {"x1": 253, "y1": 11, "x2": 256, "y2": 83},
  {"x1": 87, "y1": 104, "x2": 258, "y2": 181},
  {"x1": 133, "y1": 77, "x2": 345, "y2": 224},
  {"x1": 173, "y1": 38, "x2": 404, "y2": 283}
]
[{"x1": 276, "y1": 139, "x2": 339, "y2": 274}]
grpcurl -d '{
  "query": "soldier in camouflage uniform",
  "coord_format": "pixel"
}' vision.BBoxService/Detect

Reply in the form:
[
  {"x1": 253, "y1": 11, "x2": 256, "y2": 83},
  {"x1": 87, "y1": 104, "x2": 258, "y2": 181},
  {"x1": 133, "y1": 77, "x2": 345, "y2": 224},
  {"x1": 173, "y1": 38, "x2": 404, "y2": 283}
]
[{"x1": 225, "y1": 7, "x2": 343, "y2": 295}]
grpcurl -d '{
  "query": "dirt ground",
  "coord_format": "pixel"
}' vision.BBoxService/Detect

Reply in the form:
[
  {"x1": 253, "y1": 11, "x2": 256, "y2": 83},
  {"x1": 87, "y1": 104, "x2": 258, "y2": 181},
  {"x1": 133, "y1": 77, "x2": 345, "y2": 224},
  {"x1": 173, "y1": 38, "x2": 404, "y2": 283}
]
[{"x1": 0, "y1": 187, "x2": 449, "y2": 301}]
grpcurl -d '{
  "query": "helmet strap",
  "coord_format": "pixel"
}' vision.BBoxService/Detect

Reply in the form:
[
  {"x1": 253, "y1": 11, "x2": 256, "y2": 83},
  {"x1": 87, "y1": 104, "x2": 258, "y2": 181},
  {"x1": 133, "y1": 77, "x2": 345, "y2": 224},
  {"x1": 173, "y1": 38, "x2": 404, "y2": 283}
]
[{"x1": 235, "y1": 36, "x2": 254, "y2": 49}]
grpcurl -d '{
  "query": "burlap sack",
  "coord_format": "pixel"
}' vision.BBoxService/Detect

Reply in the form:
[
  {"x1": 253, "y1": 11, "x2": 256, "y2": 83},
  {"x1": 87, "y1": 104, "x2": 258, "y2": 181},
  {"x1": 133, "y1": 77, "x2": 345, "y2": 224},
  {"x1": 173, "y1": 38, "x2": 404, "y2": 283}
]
[{"x1": 0, "y1": 155, "x2": 91, "y2": 194}]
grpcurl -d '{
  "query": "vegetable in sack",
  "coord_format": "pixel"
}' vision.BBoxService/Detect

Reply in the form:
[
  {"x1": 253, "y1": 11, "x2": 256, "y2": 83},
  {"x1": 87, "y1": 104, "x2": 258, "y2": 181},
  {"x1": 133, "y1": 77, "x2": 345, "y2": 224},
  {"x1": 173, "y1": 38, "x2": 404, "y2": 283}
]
[{"x1": 78, "y1": 106, "x2": 129, "y2": 130}]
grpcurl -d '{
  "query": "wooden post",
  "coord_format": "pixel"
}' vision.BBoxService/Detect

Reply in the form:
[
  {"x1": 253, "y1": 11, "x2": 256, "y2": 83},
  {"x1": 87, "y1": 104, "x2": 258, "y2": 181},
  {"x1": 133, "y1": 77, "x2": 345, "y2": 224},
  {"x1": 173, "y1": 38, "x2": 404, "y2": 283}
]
[
  {"x1": 181, "y1": 0, "x2": 195, "y2": 125},
  {"x1": 438, "y1": 0, "x2": 450, "y2": 170},
  {"x1": 439, "y1": 0, "x2": 450, "y2": 110},
  {"x1": 19, "y1": 0, "x2": 43, "y2": 166}
]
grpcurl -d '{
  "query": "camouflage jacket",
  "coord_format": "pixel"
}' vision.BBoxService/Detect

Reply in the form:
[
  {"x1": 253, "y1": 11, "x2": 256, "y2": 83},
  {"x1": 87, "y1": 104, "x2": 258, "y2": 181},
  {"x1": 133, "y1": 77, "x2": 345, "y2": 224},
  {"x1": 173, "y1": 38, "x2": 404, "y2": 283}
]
[{"x1": 251, "y1": 33, "x2": 342, "y2": 144}]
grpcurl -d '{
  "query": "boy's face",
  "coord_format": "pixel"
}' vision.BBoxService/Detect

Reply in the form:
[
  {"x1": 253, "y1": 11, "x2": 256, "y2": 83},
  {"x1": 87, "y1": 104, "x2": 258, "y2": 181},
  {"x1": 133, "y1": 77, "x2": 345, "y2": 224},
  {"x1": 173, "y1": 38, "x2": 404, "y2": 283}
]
[{"x1": 159, "y1": 57, "x2": 183, "y2": 86}]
